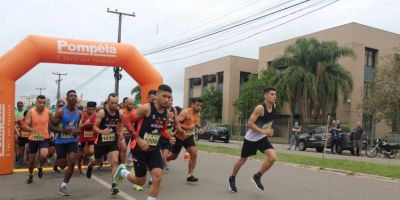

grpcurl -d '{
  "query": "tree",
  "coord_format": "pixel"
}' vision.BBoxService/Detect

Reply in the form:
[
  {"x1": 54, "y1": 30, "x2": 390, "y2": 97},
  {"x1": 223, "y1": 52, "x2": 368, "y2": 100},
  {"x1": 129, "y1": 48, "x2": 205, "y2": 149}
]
[
  {"x1": 270, "y1": 38, "x2": 354, "y2": 124},
  {"x1": 130, "y1": 85, "x2": 141, "y2": 108},
  {"x1": 234, "y1": 69, "x2": 278, "y2": 120},
  {"x1": 200, "y1": 87, "x2": 222, "y2": 122},
  {"x1": 362, "y1": 52, "x2": 400, "y2": 132}
]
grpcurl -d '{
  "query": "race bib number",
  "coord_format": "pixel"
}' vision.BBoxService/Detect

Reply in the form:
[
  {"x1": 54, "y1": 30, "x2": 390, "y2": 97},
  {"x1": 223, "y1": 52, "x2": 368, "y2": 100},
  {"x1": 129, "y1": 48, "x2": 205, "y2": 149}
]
[
  {"x1": 122, "y1": 127, "x2": 130, "y2": 136},
  {"x1": 167, "y1": 128, "x2": 174, "y2": 136},
  {"x1": 60, "y1": 133, "x2": 74, "y2": 139},
  {"x1": 143, "y1": 132, "x2": 161, "y2": 146},
  {"x1": 84, "y1": 131, "x2": 93, "y2": 138},
  {"x1": 102, "y1": 132, "x2": 115, "y2": 142},
  {"x1": 32, "y1": 134, "x2": 45, "y2": 141},
  {"x1": 21, "y1": 131, "x2": 30, "y2": 138},
  {"x1": 262, "y1": 122, "x2": 273, "y2": 130}
]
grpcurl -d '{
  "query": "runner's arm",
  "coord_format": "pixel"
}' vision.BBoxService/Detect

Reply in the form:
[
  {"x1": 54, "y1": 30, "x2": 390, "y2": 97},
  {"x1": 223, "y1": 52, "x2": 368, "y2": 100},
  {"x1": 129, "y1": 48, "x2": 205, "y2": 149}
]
[
  {"x1": 92, "y1": 109, "x2": 107, "y2": 135},
  {"x1": 176, "y1": 109, "x2": 192, "y2": 131},
  {"x1": 24, "y1": 109, "x2": 37, "y2": 134}
]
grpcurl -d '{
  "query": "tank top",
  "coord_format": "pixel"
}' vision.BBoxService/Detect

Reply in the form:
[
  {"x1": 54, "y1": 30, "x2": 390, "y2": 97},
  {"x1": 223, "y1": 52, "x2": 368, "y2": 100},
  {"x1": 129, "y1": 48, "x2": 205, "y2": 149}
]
[
  {"x1": 18, "y1": 118, "x2": 30, "y2": 138},
  {"x1": 78, "y1": 112, "x2": 97, "y2": 142},
  {"x1": 29, "y1": 108, "x2": 50, "y2": 141},
  {"x1": 96, "y1": 108, "x2": 120, "y2": 145},
  {"x1": 120, "y1": 108, "x2": 138, "y2": 137},
  {"x1": 245, "y1": 103, "x2": 276, "y2": 142},
  {"x1": 175, "y1": 108, "x2": 200, "y2": 141},
  {"x1": 55, "y1": 106, "x2": 80, "y2": 144},
  {"x1": 137, "y1": 102, "x2": 168, "y2": 149}
]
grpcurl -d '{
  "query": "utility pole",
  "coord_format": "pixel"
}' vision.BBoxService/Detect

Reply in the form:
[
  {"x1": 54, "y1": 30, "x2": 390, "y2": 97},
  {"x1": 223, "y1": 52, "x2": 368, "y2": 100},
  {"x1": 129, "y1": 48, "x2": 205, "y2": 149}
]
[
  {"x1": 107, "y1": 8, "x2": 135, "y2": 96},
  {"x1": 52, "y1": 72, "x2": 67, "y2": 102},
  {"x1": 35, "y1": 87, "x2": 46, "y2": 95}
]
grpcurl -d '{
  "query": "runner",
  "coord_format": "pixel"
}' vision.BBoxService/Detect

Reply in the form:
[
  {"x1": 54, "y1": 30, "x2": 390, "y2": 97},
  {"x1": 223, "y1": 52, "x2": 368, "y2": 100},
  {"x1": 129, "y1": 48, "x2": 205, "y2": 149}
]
[
  {"x1": 114, "y1": 84, "x2": 177, "y2": 200},
  {"x1": 160, "y1": 96, "x2": 178, "y2": 171},
  {"x1": 228, "y1": 87, "x2": 278, "y2": 192},
  {"x1": 52, "y1": 100, "x2": 65, "y2": 173},
  {"x1": 119, "y1": 97, "x2": 137, "y2": 166},
  {"x1": 15, "y1": 110, "x2": 29, "y2": 166},
  {"x1": 14, "y1": 101, "x2": 25, "y2": 163},
  {"x1": 166, "y1": 97, "x2": 203, "y2": 183},
  {"x1": 86, "y1": 93, "x2": 123, "y2": 195},
  {"x1": 24, "y1": 95, "x2": 53, "y2": 184},
  {"x1": 77, "y1": 101, "x2": 97, "y2": 173},
  {"x1": 52, "y1": 90, "x2": 81, "y2": 196}
]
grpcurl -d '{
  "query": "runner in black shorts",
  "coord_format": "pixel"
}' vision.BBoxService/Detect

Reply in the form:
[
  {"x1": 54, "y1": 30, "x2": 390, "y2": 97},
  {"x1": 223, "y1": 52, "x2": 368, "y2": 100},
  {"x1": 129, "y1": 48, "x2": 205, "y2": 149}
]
[
  {"x1": 86, "y1": 93, "x2": 123, "y2": 195},
  {"x1": 228, "y1": 87, "x2": 278, "y2": 193},
  {"x1": 15, "y1": 110, "x2": 29, "y2": 166},
  {"x1": 52, "y1": 90, "x2": 81, "y2": 196},
  {"x1": 114, "y1": 84, "x2": 177, "y2": 200},
  {"x1": 167, "y1": 97, "x2": 203, "y2": 183}
]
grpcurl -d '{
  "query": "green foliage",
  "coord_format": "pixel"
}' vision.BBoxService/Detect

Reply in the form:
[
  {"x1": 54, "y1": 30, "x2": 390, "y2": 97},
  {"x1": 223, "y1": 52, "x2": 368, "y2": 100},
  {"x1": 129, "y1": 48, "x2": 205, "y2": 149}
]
[
  {"x1": 130, "y1": 85, "x2": 141, "y2": 108},
  {"x1": 361, "y1": 52, "x2": 400, "y2": 132},
  {"x1": 200, "y1": 87, "x2": 223, "y2": 122},
  {"x1": 270, "y1": 38, "x2": 355, "y2": 123}
]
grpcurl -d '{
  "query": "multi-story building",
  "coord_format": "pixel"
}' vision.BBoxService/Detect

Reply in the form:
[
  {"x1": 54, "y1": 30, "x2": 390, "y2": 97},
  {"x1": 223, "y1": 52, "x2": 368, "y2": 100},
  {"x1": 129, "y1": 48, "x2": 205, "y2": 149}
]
[
  {"x1": 259, "y1": 22, "x2": 400, "y2": 138},
  {"x1": 183, "y1": 55, "x2": 258, "y2": 123}
]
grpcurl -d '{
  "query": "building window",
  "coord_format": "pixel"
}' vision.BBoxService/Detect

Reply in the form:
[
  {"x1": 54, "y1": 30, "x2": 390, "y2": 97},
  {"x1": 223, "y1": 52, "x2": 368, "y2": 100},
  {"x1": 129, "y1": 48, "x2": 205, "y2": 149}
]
[
  {"x1": 267, "y1": 61, "x2": 272, "y2": 68},
  {"x1": 364, "y1": 47, "x2": 378, "y2": 83},
  {"x1": 217, "y1": 72, "x2": 224, "y2": 92},
  {"x1": 240, "y1": 71, "x2": 251, "y2": 85}
]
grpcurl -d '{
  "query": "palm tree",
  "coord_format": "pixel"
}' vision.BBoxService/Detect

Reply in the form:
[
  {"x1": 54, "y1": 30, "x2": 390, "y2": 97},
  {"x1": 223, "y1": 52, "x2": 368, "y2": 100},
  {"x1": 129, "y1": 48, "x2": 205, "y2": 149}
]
[
  {"x1": 271, "y1": 38, "x2": 354, "y2": 124},
  {"x1": 131, "y1": 85, "x2": 141, "y2": 107}
]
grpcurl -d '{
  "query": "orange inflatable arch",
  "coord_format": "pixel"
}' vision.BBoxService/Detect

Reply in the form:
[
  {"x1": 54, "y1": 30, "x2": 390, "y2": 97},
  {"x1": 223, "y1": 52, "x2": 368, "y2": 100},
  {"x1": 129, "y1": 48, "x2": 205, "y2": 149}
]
[{"x1": 0, "y1": 35, "x2": 163, "y2": 175}]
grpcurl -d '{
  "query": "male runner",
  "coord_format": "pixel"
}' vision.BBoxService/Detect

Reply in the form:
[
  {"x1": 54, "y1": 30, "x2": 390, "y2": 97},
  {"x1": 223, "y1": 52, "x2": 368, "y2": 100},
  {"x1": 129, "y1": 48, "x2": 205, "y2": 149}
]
[
  {"x1": 14, "y1": 101, "x2": 25, "y2": 162},
  {"x1": 15, "y1": 110, "x2": 29, "y2": 166},
  {"x1": 119, "y1": 98, "x2": 137, "y2": 165},
  {"x1": 114, "y1": 84, "x2": 176, "y2": 200},
  {"x1": 159, "y1": 96, "x2": 178, "y2": 171},
  {"x1": 77, "y1": 101, "x2": 97, "y2": 173},
  {"x1": 24, "y1": 95, "x2": 53, "y2": 183},
  {"x1": 86, "y1": 93, "x2": 123, "y2": 195},
  {"x1": 228, "y1": 87, "x2": 278, "y2": 192},
  {"x1": 52, "y1": 90, "x2": 81, "y2": 196},
  {"x1": 166, "y1": 97, "x2": 203, "y2": 183}
]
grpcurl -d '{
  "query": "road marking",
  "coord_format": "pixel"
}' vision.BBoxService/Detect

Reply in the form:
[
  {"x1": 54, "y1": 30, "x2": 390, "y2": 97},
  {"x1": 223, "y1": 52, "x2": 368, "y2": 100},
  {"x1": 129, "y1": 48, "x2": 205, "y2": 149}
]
[
  {"x1": 13, "y1": 165, "x2": 111, "y2": 173},
  {"x1": 91, "y1": 174, "x2": 137, "y2": 200}
]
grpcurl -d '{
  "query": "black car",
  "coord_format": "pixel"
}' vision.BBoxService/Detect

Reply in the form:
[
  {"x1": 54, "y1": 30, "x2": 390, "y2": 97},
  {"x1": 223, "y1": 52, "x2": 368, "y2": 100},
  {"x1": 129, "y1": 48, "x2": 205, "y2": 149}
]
[
  {"x1": 199, "y1": 126, "x2": 230, "y2": 143},
  {"x1": 297, "y1": 126, "x2": 354, "y2": 154}
]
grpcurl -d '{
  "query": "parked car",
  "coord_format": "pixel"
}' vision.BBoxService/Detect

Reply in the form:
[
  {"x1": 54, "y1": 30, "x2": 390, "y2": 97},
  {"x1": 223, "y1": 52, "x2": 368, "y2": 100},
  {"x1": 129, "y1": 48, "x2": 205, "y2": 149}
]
[
  {"x1": 297, "y1": 126, "x2": 354, "y2": 154},
  {"x1": 198, "y1": 125, "x2": 230, "y2": 143}
]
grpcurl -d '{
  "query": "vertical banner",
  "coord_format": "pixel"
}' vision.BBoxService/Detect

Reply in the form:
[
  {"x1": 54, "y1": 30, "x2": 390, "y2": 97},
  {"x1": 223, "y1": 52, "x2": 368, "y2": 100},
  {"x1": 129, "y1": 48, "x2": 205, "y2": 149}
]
[{"x1": 0, "y1": 79, "x2": 15, "y2": 175}]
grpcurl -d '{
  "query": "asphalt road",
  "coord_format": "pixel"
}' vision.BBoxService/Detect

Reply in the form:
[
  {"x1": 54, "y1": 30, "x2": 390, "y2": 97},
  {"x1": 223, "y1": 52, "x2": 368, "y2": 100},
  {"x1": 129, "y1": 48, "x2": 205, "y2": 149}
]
[{"x1": 1, "y1": 149, "x2": 399, "y2": 200}]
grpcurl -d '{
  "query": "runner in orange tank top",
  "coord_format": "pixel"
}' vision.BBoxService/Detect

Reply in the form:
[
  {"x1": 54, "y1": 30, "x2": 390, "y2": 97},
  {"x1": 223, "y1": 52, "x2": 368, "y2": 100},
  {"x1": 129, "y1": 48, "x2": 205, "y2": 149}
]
[
  {"x1": 167, "y1": 97, "x2": 204, "y2": 183},
  {"x1": 119, "y1": 97, "x2": 138, "y2": 166},
  {"x1": 24, "y1": 95, "x2": 54, "y2": 184}
]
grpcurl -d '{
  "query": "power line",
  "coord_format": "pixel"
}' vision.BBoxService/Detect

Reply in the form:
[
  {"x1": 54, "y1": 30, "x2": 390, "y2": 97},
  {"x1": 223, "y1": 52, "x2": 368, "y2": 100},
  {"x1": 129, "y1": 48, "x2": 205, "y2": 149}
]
[
  {"x1": 150, "y1": 0, "x2": 338, "y2": 65},
  {"x1": 143, "y1": 0, "x2": 309, "y2": 55}
]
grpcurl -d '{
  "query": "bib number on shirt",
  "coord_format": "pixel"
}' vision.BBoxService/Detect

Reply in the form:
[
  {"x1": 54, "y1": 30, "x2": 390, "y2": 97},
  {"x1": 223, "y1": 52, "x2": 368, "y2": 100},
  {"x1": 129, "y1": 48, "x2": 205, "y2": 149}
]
[
  {"x1": 21, "y1": 131, "x2": 30, "y2": 138},
  {"x1": 84, "y1": 131, "x2": 93, "y2": 138},
  {"x1": 122, "y1": 127, "x2": 130, "y2": 136},
  {"x1": 102, "y1": 132, "x2": 115, "y2": 142},
  {"x1": 60, "y1": 133, "x2": 74, "y2": 139},
  {"x1": 143, "y1": 132, "x2": 160, "y2": 146},
  {"x1": 32, "y1": 134, "x2": 45, "y2": 141}
]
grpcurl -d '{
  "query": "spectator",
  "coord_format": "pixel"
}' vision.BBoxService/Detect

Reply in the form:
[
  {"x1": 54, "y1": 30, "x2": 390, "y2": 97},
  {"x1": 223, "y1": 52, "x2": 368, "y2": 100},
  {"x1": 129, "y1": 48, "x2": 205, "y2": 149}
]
[
  {"x1": 330, "y1": 120, "x2": 341, "y2": 154},
  {"x1": 287, "y1": 121, "x2": 301, "y2": 150},
  {"x1": 353, "y1": 122, "x2": 364, "y2": 156}
]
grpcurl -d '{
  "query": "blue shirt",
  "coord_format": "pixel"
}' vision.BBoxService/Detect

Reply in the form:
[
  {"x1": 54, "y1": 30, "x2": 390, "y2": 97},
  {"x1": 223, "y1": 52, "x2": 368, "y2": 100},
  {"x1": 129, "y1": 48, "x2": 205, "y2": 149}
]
[{"x1": 55, "y1": 106, "x2": 80, "y2": 144}]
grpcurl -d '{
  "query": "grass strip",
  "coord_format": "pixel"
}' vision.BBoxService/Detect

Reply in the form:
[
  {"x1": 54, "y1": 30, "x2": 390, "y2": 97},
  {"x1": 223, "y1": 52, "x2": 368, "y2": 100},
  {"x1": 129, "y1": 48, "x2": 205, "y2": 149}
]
[{"x1": 197, "y1": 143, "x2": 400, "y2": 180}]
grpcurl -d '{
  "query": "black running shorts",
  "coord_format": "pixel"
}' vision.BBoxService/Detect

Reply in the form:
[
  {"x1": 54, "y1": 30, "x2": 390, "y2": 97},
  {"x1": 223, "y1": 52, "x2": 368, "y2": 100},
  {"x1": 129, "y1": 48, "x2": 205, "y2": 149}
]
[
  {"x1": 94, "y1": 143, "x2": 118, "y2": 160},
  {"x1": 171, "y1": 135, "x2": 195, "y2": 155},
  {"x1": 240, "y1": 137, "x2": 274, "y2": 158},
  {"x1": 132, "y1": 146, "x2": 163, "y2": 177},
  {"x1": 55, "y1": 142, "x2": 79, "y2": 159}
]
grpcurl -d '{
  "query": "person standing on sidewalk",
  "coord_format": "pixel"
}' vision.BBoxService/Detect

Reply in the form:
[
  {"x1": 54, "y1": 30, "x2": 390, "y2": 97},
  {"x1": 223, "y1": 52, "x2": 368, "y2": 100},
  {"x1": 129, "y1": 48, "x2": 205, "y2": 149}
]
[
  {"x1": 228, "y1": 87, "x2": 278, "y2": 193},
  {"x1": 287, "y1": 121, "x2": 301, "y2": 150},
  {"x1": 353, "y1": 122, "x2": 364, "y2": 156}
]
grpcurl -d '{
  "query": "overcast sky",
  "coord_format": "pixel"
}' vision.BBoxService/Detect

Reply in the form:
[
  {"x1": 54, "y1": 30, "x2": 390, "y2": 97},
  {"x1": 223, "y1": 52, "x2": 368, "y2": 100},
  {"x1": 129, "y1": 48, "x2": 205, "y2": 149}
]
[{"x1": 1, "y1": 0, "x2": 399, "y2": 107}]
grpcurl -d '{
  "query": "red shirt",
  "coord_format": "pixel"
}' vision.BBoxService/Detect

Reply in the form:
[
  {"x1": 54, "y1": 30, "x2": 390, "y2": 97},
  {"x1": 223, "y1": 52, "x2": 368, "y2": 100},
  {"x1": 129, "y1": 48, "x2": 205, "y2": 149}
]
[{"x1": 78, "y1": 112, "x2": 97, "y2": 142}]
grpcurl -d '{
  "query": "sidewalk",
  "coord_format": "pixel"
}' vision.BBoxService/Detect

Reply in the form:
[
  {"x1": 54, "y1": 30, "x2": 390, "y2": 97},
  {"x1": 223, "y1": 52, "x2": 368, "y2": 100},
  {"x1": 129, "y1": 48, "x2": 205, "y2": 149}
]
[{"x1": 198, "y1": 140, "x2": 400, "y2": 165}]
